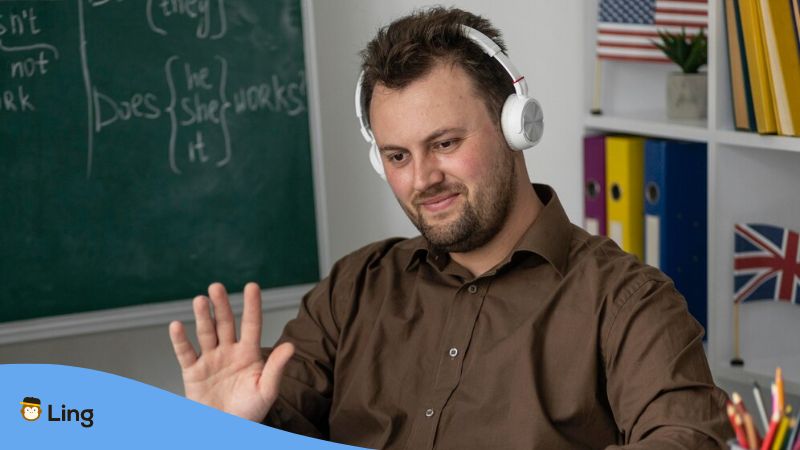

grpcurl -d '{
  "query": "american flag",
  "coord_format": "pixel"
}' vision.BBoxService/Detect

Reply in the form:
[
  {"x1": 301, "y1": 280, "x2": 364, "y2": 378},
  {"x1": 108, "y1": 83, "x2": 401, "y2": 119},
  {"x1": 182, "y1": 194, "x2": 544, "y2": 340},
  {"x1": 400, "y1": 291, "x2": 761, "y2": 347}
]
[
  {"x1": 734, "y1": 223, "x2": 800, "y2": 304},
  {"x1": 596, "y1": 0, "x2": 708, "y2": 62}
]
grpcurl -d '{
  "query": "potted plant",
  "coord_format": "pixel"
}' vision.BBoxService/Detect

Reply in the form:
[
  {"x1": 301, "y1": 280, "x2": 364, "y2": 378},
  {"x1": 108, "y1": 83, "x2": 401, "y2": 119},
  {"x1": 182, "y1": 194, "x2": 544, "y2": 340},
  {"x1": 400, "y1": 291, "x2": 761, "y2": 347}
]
[{"x1": 654, "y1": 28, "x2": 708, "y2": 120}]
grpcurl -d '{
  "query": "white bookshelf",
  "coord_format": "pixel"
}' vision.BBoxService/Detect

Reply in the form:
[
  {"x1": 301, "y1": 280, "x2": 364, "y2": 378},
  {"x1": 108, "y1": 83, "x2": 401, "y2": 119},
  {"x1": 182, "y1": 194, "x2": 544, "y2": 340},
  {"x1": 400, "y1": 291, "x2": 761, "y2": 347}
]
[{"x1": 583, "y1": 0, "x2": 800, "y2": 394}]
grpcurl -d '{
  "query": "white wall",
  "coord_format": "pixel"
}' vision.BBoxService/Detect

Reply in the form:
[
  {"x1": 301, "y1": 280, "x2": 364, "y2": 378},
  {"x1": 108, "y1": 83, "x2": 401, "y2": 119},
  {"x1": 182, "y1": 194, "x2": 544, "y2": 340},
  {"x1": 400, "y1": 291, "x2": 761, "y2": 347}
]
[{"x1": 0, "y1": 1, "x2": 586, "y2": 394}]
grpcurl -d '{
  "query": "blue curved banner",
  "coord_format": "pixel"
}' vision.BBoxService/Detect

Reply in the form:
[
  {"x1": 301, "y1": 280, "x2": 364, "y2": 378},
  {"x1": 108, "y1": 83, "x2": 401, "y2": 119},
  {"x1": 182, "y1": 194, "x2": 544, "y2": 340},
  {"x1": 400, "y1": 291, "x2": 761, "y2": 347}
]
[{"x1": 1, "y1": 364, "x2": 368, "y2": 449}]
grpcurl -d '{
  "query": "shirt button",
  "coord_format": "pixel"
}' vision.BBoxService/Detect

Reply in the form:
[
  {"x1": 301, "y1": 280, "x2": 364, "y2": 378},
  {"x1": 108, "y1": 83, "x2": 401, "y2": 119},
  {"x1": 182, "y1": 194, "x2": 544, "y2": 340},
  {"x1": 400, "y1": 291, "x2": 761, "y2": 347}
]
[
  {"x1": 448, "y1": 347, "x2": 458, "y2": 358},
  {"x1": 467, "y1": 284, "x2": 478, "y2": 294},
  {"x1": 425, "y1": 408, "x2": 435, "y2": 417}
]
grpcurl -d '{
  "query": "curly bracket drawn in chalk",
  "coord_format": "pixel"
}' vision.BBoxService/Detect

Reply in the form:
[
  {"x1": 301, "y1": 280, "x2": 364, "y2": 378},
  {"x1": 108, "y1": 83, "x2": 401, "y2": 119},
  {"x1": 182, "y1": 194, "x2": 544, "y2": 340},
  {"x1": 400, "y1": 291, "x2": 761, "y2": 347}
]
[
  {"x1": 215, "y1": 55, "x2": 231, "y2": 168},
  {"x1": 164, "y1": 55, "x2": 181, "y2": 174}
]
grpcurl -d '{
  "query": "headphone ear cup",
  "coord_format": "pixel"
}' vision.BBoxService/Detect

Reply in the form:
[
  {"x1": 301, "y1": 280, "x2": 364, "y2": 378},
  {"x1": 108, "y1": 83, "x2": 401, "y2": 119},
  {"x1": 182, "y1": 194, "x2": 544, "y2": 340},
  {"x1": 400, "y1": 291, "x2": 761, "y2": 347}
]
[
  {"x1": 369, "y1": 141, "x2": 386, "y2": 179},
  {"x1": 500, "y1": 95, "x2": 544, "y2": 150}
]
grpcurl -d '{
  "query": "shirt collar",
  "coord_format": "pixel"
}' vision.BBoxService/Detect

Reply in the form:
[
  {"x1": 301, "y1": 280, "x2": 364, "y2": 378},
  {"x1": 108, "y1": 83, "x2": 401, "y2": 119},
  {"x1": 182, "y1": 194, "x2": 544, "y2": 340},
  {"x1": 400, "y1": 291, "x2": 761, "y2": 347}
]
[
  {"x1": 400, "y1": 184, "x2": 573, "y2": 276},
  {"x1": 509, "y1": 184, "x2": 572, "y2": 277}
]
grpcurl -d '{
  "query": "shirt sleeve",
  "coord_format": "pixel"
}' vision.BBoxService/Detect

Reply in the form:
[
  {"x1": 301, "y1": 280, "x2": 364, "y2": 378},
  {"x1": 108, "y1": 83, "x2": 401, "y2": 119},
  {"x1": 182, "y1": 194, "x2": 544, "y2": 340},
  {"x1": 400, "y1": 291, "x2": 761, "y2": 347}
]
[
  {"x1": 601, "y1": 277, "x2": 734, "y2": 449},
  {"x1": 261, "y1": 263, "x2": 348, "y2": 440}
]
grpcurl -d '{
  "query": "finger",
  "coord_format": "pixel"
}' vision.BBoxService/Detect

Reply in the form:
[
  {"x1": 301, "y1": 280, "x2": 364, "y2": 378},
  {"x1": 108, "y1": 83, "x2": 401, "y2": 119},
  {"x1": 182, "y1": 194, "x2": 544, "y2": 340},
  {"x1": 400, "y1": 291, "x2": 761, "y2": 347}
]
[
  {"x1": 208, "y1": 282, "x2": 236, "y2": 345},
  {"x1": 168, "y1": 321, "x2": 198, "y2": 369},
  {"x1": 193, "y1": 295, "x2": 218, "y2": 352},
  {"x1": 240, "y1": 282, "x2": 263, "y2": 347},
  {"x1": 260, "y1": 342, "x2": 295, "y2": 401}
]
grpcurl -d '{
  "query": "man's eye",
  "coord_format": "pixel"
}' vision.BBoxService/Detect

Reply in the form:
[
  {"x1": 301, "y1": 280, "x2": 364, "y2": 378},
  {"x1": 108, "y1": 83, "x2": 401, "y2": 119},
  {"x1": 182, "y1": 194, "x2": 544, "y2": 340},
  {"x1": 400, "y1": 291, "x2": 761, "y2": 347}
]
[
  {"x1": 435, "y1": 139, "x2": 460, "y2": 150},
  {"x1": 386, "y1": 152, "x2": 407, "y2": 163}
]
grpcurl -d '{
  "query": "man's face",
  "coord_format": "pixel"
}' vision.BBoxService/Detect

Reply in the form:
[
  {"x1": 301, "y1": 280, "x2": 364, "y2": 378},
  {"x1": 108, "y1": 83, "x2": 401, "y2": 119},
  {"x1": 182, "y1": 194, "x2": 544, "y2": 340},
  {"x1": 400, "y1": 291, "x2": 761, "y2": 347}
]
[{"x1": 369, "y1": 61, "x2": 517, "y2": 253}]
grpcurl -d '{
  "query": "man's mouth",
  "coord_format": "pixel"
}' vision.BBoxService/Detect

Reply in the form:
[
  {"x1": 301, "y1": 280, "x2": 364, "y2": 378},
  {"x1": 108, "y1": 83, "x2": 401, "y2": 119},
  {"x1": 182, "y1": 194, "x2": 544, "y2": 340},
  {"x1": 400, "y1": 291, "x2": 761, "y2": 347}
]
[{"x1": 418, "y1": 193, "x2": 459, "y2": 213}]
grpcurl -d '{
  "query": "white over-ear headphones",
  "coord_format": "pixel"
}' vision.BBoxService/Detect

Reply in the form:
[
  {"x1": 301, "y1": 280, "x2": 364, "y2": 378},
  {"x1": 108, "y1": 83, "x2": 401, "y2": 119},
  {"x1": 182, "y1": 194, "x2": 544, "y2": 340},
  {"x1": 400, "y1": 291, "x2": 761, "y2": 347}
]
[{"x1": 354, "y1": 24, "x2": 544, "y2": 179}]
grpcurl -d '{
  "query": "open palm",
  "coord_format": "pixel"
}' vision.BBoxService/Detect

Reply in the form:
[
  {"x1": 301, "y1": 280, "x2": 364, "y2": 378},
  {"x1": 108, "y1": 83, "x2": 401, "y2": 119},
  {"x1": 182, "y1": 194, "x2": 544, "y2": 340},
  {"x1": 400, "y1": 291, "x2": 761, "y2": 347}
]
[{"x1": 169, "y1": 282, "x2": 294, "y2": 422}]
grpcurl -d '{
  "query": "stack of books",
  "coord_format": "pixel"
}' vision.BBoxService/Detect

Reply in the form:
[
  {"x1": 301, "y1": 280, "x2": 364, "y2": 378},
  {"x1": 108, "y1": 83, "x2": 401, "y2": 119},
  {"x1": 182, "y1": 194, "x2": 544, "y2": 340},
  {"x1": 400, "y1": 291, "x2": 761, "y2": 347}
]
[{"x1": 724, "y1": 0, "x2": 800, "y2": 136}]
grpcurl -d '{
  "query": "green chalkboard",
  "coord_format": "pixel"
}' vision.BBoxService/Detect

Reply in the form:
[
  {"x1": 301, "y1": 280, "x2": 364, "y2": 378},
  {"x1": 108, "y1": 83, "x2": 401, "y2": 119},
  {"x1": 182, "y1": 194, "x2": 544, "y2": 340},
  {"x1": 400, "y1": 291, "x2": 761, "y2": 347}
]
[{"x1": 0, "y1": 0, "x2": 319, "y2": 323}]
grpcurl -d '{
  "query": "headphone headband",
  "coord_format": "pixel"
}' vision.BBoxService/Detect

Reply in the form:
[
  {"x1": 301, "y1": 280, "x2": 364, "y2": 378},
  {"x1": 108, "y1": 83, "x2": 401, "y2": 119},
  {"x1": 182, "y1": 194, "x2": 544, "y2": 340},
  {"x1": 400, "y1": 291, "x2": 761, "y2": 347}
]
[{"x1": 458, "y1": 25, "x2": 528, "y2": 97}]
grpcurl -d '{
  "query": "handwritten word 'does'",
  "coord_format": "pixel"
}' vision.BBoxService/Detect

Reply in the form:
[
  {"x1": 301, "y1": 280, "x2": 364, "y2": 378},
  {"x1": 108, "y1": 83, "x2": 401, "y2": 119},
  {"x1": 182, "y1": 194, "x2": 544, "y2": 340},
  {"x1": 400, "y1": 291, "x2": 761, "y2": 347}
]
[{"x1": 93, "y1": 89, "x2": 161, "y2": 133}]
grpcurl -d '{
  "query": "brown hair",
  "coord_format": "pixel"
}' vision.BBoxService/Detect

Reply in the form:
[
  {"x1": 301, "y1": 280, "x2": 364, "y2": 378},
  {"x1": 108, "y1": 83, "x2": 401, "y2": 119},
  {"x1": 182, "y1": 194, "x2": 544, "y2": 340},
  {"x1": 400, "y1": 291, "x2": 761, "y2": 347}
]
[{"x1": 359, "y1": 7, "x2": 514, "y2": 127}]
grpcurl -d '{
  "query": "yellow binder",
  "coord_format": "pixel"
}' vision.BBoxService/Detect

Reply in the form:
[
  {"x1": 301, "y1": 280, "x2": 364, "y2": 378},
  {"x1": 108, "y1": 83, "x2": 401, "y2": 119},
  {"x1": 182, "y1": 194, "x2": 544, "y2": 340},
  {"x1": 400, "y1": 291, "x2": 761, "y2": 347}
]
[
  {"x1": 739, "y1": 0, "x2": 778, "y2": 134},
  {"x1": 759, "y1": 0, "x2": 800, "y2": 136},
  {"x1": 605, "y1": 136, "x2": 644, "y2": 260}
]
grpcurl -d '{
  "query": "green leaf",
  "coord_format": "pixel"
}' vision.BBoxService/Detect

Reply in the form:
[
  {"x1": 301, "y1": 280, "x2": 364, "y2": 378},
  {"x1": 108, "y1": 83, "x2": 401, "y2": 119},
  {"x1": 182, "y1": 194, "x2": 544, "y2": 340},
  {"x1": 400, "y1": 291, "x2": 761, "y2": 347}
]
[{"x1": 652, "y1": 27, "x2": 707, "y2": 73}]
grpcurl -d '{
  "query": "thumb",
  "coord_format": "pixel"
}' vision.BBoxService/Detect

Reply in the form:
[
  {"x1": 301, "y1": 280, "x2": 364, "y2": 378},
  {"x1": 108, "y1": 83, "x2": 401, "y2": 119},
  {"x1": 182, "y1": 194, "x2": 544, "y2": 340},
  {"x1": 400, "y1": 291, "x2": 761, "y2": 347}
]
[{"x1": 259, "y1": 342, "x2": 295, "y2": 402}]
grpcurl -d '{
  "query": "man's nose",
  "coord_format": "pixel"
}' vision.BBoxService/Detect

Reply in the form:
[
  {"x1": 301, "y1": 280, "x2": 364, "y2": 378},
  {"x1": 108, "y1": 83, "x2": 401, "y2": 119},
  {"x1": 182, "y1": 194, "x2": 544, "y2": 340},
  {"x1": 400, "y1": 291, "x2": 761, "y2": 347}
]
[{"x1": 413, "y1": 152, "x2": 445, "y2": 193}]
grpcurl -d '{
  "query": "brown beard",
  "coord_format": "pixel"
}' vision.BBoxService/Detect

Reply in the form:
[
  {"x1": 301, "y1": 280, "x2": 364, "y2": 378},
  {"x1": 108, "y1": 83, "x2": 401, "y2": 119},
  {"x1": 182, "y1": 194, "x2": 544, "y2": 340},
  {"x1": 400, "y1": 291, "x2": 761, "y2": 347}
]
[{"x1": 400, "y1": 150, "x2": 517, "y2": 253}]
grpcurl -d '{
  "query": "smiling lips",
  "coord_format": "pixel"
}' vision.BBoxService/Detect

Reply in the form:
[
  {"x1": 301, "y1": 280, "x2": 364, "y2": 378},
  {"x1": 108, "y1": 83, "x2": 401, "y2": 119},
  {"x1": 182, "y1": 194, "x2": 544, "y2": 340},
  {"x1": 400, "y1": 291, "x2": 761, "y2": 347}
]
[{"x1": 418, "y1": 193, "x2": 460, "y2": 213}]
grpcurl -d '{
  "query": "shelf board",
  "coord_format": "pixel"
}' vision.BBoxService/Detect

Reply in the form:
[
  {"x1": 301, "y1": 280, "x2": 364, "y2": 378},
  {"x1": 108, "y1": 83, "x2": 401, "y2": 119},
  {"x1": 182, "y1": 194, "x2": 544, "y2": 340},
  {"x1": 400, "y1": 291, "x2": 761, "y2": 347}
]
[
  {"x1": 713, "y1": 357, "x2": 800, "y2": 397},
  {"x1": 715, "y1": 129, "x2": 800, "y2": 153},
  {"x1": 584, "y1": 110, "x2": 709, "y2": 142}
]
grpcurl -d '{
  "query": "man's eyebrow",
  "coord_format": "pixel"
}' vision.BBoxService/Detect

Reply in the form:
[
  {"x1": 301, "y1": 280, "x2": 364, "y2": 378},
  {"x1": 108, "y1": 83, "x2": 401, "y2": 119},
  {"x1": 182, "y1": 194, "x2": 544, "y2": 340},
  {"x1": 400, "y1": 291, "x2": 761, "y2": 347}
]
[{"x1": 378, "y1": 127, "x2": 466, "y2": 152}]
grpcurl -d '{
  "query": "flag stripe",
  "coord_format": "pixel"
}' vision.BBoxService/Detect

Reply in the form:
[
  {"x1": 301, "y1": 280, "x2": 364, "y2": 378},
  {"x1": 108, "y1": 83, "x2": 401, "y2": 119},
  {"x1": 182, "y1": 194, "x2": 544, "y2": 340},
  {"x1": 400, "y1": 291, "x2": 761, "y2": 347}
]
[
  {"x1": 657, "y1": 2, "x2": 708, "y2": 11},
  {"x1": 598, "y1": 48, "x2": 668, "y2": 58},
  {"x1": 599, "y1": 35, "x2": 659, "y2": 45},
  {"x1": 655, "y1": 13, "x2": 709, "y2": 23}
]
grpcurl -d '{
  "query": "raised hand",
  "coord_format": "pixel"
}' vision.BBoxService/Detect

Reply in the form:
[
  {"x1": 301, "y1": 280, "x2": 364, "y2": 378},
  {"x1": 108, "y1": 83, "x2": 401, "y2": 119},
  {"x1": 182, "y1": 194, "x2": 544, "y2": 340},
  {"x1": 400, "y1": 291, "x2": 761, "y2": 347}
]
[{"x1": 169, "y1": 282, "x2": 294, "y2": 422}]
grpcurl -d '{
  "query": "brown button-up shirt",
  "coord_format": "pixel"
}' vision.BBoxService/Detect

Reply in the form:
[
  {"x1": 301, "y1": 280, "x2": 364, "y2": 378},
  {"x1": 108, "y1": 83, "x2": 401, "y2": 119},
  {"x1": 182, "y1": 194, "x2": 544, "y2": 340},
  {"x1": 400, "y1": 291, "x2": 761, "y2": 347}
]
[{"x1": 264, "y1": 184, "x2": 732, "y2": 449}]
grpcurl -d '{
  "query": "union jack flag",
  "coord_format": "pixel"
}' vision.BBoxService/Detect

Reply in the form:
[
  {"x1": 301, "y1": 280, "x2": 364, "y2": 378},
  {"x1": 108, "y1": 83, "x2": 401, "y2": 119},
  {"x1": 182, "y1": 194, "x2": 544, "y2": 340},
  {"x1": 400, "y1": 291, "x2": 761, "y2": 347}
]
[
  {"x1": 734, "y1": 223, "x2": 800, "y2": 304},
  {"x1": 597, "y1": 0, "x2": 708, "y2": 62}
]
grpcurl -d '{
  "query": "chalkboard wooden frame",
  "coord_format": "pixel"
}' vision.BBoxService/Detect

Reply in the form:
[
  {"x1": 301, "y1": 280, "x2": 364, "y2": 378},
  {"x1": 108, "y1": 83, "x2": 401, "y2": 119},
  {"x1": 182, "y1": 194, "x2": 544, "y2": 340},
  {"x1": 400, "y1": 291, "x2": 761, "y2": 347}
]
[{"x1": 0, "y1": 0, "x2": 331, "y2": 344}]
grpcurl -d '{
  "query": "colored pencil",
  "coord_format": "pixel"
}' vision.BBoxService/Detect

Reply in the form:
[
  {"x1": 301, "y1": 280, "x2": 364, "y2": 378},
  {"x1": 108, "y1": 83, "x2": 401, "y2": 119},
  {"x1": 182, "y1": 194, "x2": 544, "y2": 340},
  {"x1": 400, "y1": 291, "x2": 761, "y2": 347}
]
[
  {"x1": 755, "y1": 382, "x2": 770, "y2": 431},
  {"x1": 785, "y1": 409, "x2": 800, "y2": 450},
  {"x1": 744, "y1": 411, "x2": 762, "y2": 449},
  {"x1": 763, "y1": 410, "x2": 782, "y2": 450},
  {"x1": 772, "y1": 412, "x2": 790, "y2": 450}
]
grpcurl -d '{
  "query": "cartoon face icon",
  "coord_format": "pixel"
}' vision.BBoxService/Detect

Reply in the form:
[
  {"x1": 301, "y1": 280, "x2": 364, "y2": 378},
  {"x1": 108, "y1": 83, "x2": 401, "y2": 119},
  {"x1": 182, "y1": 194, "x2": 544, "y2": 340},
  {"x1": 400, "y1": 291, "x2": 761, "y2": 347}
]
[{"x1": 20, "y1": 397, "x2": 42, "y2": 421}]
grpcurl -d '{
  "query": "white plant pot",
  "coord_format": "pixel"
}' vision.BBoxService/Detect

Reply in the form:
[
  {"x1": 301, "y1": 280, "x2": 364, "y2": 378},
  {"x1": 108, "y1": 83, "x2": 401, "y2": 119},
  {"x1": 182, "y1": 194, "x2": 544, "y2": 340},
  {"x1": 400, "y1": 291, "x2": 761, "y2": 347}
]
[{"x1": 666, "y1": 72, "x2": 707, "y2": 120}]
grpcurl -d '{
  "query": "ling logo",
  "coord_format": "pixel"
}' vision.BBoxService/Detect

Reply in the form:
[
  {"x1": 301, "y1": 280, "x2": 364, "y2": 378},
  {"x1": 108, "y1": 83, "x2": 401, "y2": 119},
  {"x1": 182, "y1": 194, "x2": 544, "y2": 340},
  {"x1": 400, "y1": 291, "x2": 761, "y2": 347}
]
[
  {"x1": 20, "y1": 397, "x2": 43, "y2": 421},
  {"x1": 19, "y1": 396, "x2": 94, "y2": 428}
]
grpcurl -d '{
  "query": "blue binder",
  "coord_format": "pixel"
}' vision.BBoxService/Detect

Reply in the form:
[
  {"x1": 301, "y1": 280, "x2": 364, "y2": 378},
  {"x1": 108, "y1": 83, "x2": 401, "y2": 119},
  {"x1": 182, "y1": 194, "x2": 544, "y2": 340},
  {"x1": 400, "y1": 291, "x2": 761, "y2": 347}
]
[{"x1": 644, "y1": 139, "x2": 708, "y2": 334}]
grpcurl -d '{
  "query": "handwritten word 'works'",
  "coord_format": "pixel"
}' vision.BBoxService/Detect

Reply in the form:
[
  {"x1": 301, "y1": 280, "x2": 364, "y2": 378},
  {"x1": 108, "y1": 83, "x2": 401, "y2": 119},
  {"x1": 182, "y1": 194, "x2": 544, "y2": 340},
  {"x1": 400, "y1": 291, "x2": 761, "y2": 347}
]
[
  {"x1": 232, "y1": 71, "x2": 306, "y2": 117},
  {"x1": 147, "y1": 0, "x2": 227, "y2": 40}
]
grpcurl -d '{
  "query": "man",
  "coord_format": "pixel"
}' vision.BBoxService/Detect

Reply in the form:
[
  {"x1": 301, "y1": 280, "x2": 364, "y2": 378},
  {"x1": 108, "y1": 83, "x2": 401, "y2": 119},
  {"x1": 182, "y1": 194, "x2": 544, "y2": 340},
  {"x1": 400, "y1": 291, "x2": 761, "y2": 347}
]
[{"x1": 169, "y1": 7, "x2": 733, "y2": 449}]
